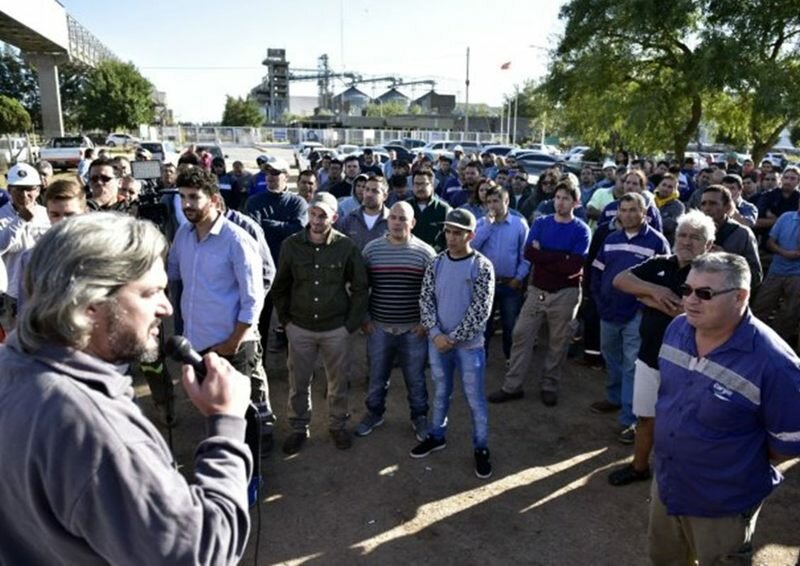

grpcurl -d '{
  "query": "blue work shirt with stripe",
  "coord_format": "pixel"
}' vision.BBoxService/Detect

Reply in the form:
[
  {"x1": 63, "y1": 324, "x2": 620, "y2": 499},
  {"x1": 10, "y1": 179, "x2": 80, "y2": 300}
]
[
  {"x1": 591, "y1": 223, "x2": 670, "y2": 323},
  {"x1": 655, "y1": 312, "x2": 800, "y2": 517}
]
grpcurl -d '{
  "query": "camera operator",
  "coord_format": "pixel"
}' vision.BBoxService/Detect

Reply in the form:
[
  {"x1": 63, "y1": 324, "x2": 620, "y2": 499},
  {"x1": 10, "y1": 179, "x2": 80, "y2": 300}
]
[{"x1": 0, "y1": 213, "x2": 252, "y2": 564}]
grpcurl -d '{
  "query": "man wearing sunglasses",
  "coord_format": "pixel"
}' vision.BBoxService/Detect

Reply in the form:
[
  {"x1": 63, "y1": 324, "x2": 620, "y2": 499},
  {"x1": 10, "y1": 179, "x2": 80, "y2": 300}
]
[
  {"x1": 648, "y1": 252, "x2": 800, "y2": 564},
  {"x1": 86, "y1": 158, "x2": 129, "y2": 212},
  {"x1": 606, "y1": 211, "x2": 715, "y2": 487}
]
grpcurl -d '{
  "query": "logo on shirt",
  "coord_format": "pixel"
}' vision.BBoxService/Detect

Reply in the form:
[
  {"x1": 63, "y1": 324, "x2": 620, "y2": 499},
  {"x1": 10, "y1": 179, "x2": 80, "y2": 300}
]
[{"x1": 712, "y1": 382, "x2": 733, "y2": 401}]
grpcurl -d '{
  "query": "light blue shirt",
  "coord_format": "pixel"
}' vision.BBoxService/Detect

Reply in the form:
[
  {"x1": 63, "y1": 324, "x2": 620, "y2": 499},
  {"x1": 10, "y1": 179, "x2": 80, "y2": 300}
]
[
  {"x1": 167, "y1": 213, "x2": 264, "y2": 351},
  {"x1": 768, "y1": 211, "x2": 800, "y2": 276},
  {"x1": 472, "y1": 212, "x2": 531, "y2": 281}
]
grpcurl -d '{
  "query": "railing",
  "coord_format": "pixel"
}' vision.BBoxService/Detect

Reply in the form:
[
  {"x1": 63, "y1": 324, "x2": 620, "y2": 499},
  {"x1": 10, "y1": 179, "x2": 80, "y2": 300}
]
[{"x1": 142, "y1": 125, "x2": 504, "y2": 147}]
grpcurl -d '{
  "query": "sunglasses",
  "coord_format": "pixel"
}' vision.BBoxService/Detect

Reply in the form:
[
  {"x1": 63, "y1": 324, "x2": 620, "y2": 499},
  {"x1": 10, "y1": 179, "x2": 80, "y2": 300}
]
[
  {"x1": 90, "y1": 174, "x2": 115, "y2": 184},
  {"x1": 678, "y1": 284, "x2": 739, "y2": 301}
]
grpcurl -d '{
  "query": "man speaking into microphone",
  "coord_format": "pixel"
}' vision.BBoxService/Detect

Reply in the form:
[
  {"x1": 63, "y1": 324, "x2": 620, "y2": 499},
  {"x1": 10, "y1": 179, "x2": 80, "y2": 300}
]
[{"x1": 0, "y1": 213, "x2": 253, "y2": 564}]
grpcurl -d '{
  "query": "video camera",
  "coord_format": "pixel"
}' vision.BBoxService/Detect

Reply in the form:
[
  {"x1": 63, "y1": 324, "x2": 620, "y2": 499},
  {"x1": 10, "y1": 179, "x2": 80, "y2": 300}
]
[{"x1": 131, "y1": 159, "x2": 171, "y2": 229}]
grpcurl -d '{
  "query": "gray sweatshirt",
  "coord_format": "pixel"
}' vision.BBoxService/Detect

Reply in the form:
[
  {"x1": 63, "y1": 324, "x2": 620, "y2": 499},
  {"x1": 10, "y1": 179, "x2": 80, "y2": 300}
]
[{"x1": 0, "y1": 333, "x2": 252, "y2": 565}]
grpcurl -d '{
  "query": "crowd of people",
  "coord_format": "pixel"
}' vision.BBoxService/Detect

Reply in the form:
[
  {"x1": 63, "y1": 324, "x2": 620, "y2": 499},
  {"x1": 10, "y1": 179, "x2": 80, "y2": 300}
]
[{"x1": 0, "y1": 141, "x2": 799, "y2": 564}]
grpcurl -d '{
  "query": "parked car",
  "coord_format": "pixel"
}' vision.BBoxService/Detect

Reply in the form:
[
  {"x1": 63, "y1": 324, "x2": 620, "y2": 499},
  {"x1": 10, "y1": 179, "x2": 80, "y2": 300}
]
[
  {"x1": 482, "y1": 144, "x2": 517, "y2": 156},
  {"x1": 525, "y1": 143, "x2": 561, "y2": 156},
  {"x1": 293, "y1": 141, "x2": 324, "y2": 168},
  {"x1": 446, "y1": 141, "x2": 483, "y2": 154},
  {"x1": 335, "y1": 144, "x2": 360, "y2": 157},
  {"x1": 137, "y1": 141, "x2": 179, "y2": 165},
  {"x1": 105, "y1": 132, "x2": 140, "y2": 148},
  {"x1": 564, "y1": 145, "x2": 591, "y2": 162},
  {"x1": 192, "y1": 143, "x2": 227, "y2": 160},
  {"x1": 40, "y1": 135, "x2": 94, "y2": 171},
  {"x1": 382, "y1": 144, "x2": 415, "y2": 163},
  {"x1": 385, "y1": 138, "x2": 426, "y2": 149}
]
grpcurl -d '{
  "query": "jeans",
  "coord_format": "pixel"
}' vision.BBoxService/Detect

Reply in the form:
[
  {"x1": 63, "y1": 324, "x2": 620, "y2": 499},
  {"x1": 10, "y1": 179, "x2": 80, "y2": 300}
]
[
  {"x1": 428, "y1": 343, "x2": 489, "y2": 449},
  {"x1": 484, "y1": 283, "x2": 525, "y2": 360},
  {"x1": 600, "y1": 312, "x2": 641, "y2": 427},
  {"x1": 365, "y1": 325, "x2": 429, "y2": 419}
]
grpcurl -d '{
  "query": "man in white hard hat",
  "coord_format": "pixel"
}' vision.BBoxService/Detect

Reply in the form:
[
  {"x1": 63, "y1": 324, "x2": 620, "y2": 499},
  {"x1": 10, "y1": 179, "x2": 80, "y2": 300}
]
[{"x1": 0, "y1": 163, "x2": 50, "y2": 333}]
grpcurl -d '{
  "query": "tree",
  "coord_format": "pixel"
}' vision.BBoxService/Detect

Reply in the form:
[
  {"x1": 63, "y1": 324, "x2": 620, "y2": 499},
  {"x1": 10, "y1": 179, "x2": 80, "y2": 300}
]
[
  {"x1": 0, "y1": 95, "x2": 32, "y2": 166},
  {"x1": 221, "y1": 96, "x2": 264, "y2": 127},
  {"x1": 543, "y1": 0, "x2": 800, "y2": 161},
  {"x1": 507, "y1": 80, "x2": 567, "y2": 141},
  {"x1": 79, "y1": 60, "x2": 155, "y2": 131},
  {"x1": 790, "y1": 124, "x2": 800, "y2": 148}
]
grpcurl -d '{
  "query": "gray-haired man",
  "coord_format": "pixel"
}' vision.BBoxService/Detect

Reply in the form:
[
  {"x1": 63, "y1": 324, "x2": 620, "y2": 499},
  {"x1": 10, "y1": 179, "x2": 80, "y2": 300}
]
[{"x1": 0, "y1": 213, "x2": 253, "y2": 564}]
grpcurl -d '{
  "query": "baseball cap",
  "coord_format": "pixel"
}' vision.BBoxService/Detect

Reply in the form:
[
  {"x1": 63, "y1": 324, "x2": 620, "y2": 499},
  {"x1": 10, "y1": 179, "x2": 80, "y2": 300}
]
[
  {"x1": 453, "y1": 145, "x2": 464, "y2": 153},
  {"x1": 265, "y1": 157, "x2": 290, "y2": 174},
  {"x1": 602, "y1": 159, "x2": 616, "y2": 170},
  {"x1": 443, "y1": 208, "x2": 476, "y2": 232},
  {"x1": 6, "y1": 163, "x2": 41, "y2": 187},
  {"x1": 256, "y1": 154, "x2": 270, "y2": 165},
  {"x1": 309, "y1": 192, "x2": 338, "y2": 217}
]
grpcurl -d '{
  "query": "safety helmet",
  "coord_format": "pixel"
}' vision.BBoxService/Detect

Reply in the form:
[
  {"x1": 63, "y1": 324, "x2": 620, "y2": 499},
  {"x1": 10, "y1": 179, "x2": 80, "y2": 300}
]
[{"x1": 6, "y1": 163, "x2": 41, "y2": 187}]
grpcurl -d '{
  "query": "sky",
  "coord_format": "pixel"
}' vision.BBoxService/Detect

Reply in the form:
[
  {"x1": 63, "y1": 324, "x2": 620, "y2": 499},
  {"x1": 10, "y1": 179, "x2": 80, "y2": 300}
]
[{"x1": 59, "y1": 0, "x2": 566, "y2": 123}]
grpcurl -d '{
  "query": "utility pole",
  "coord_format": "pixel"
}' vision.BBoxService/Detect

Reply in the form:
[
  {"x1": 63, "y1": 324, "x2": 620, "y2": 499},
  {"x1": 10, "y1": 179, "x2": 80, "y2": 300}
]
[
  {"x1": 512, "y1": 86, "x2": 519, "y2": 145},
  {"x1": 500, "y1": 103, "x2": 504, "y2": 142},
  {"x1": 464, "y1": 47, "x2": 470, "y2": 134}
]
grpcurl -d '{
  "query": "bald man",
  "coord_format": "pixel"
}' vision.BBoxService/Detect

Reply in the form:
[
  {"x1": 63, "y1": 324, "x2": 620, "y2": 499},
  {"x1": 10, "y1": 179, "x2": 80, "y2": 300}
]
[{"x1": 355, "y1": 202, "x2": 437, "y2": 441}]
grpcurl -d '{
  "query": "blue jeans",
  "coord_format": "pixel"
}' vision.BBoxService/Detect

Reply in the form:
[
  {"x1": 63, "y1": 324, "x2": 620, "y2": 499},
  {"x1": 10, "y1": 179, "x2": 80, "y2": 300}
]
[
  {"x1": 365, "y1": 325, "x2": 429, "y2": 419},
  {"x1": 428, "y1": 343, "x2": 489, "y2": 449},
  {"x1": 484, "y1": 283, "x2": 524, "y2": 360},
  {"x1": 600, "y1": 313, "x2": 642, "y2": 427}
]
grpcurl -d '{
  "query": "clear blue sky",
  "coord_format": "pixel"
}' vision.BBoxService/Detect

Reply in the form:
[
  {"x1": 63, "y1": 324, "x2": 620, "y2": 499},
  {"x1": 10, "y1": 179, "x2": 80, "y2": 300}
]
[{"x1": 60, "y1": 0, "x2": 565, "y2": 123}]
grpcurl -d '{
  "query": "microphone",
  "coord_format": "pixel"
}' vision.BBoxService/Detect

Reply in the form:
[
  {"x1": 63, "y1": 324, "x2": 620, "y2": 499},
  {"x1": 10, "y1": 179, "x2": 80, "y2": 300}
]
[{"x1": 164, "y1": 335, "x2": 207, "y2": 384}]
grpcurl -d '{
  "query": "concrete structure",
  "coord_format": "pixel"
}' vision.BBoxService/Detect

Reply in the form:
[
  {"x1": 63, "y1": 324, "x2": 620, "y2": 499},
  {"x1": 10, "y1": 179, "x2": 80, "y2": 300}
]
[
  {"x1": 332, "y1": 86, "x2": 371, "y2": 116},
  {"x1": 0, "y1": 1, "x2": 117, "y2": 137}
]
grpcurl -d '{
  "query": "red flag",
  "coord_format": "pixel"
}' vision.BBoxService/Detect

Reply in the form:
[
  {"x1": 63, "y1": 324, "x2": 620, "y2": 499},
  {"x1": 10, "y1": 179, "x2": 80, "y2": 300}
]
[{"x1": 500, "y1": 61, "x2": 511, "y2": 70}]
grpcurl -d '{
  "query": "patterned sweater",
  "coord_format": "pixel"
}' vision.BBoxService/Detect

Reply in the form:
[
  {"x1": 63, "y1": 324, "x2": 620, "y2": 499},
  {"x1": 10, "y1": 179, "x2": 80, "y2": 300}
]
[{"x1": 419, "y1": 250, "x2": 495, "y2": 349}]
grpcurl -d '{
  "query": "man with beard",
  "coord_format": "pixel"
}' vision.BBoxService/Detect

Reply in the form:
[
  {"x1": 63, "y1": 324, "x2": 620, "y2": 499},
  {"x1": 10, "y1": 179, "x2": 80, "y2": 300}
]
[
  {"x1": 336, "y1": 174, "x2": 390, "y2": 250},
  {"x1": 168, "y1": 167, "x2": 265, "y2": 502},
  {"x1": 408, "y1": 169, "x2": 452, "y2": 252},
  {"x1": 272, "y1": 192, "x2": 368, "y2": 454},
  {"x1": 0, "y1": 213, "x2": 253, "y2": 564},
  {"x1": 86, "y1": 158, "x2": 129, "y2": 212},
  {"x1": 444, "y1": 160, "x2": 482, "y2": 209}
]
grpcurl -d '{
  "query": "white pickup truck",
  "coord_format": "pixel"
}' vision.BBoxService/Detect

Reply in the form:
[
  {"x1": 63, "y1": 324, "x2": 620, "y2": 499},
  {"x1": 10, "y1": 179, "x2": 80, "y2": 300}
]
[{"x1": 40, "y1": 135, "x2": 95, "y2": 171}]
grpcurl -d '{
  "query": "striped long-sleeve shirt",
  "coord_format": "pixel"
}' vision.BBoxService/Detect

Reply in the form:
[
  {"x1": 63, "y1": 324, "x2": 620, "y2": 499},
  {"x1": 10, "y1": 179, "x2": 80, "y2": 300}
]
[{"x1": 362, "y1": 235, "x2": 436, "y2": 327}]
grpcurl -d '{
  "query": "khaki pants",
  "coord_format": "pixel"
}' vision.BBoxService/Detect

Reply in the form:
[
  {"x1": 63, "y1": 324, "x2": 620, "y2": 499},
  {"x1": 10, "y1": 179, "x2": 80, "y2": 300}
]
[
  {"x1": 285, "y1": 323, "x2": 350, "y2": 432},
  {"x1": 648, "y1": 479, "x2": 761, "y2": 565},
  {"x1": 502, "y1": 285, "x2": 581, "y2": 394},
  {"x1": 752, "y1": 274, "x2": 800, "y2": 343}
]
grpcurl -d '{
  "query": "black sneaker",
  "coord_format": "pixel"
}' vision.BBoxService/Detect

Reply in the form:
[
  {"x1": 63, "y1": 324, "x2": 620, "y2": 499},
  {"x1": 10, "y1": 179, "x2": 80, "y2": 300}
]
[
  {"x1": 540, "y1": 390, "x2": 558, "y2": 407},
  {"x1": 487, "y1": 389, "x2": 524, "y2": 404},
  {"x1": 330, "y1": 428, "x2": 352, "y2": 450},
  {"x1": 282, "y1": 431, "x2": 308, "y2": 455},
  {"x1": 474, "y1": 448, "x2": 492, "y2": 479},
  {"x1": 409, "y1": 436, "x2": 447, "y2": 458},
  {"x1": 608, "y1": 464, "x2": 651, "y2": 487}
]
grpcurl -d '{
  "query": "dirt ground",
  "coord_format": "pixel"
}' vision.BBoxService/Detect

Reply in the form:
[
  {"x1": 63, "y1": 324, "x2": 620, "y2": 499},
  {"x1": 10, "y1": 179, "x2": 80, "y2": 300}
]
[{"x1": 137, "y1": 333, "x2": 800, "y2": 566}]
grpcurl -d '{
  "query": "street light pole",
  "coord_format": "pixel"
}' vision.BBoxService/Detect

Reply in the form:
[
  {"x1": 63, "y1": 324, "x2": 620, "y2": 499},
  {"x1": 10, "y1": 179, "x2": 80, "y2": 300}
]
[
  {"x1": 464, "y1": 47, "x2": 470, "y2": 134},
  {"x1": 512, "y1": 86, "x2": 519, "y2": 145}
]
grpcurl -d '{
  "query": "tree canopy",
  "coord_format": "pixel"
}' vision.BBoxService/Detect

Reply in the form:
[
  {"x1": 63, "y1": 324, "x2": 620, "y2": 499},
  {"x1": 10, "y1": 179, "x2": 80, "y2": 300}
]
[
  {"x1": 542, "y1": 0, "x2": 800, "y2": 161},
  {"x1": 79, "y1": 60, "x2": 155, "y2": 131},
  {"x1": 0, "y1": 94, "x2": 32, "y2": 135},
  {"x1": 221, "y1": 96, "x2": 264, "y2": 127}
]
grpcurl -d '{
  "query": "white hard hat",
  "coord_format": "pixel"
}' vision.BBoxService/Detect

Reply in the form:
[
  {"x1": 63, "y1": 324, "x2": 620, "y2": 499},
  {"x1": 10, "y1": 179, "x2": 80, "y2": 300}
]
[{"x1": 6, "y1": 163, "x2": 41, "y2": 187}]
